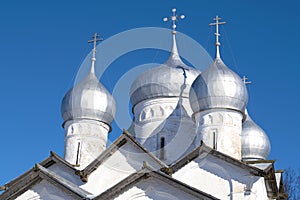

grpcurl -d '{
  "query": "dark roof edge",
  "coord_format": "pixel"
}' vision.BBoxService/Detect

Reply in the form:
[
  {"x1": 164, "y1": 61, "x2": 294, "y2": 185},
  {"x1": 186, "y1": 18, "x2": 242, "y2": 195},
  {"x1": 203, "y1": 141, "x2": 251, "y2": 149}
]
[
  {"x1": 42, "y1": 151, "x2": 76, "y2": 171},
  {"x1": 36, "y1": 164, "x2": 92, "y2": 198},
  {"x1": 170, "y1": 142, "x2": 266, "y2": 176},
  {"x1": 1, "y1": 151, "x2": 78, "y2": 189},
  {"x1": 0, "y1": 164, "x2": 91, "y2": 200},
  {"x1": 79, "y1": 131, "x2": 129, "y2": 178}
]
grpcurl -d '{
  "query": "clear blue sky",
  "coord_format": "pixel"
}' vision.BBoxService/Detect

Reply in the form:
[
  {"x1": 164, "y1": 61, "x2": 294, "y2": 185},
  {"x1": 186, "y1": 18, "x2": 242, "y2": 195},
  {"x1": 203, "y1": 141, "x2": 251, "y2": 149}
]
[{"x1": 0, "y1": 0, "x2": 299, "y2": 185}]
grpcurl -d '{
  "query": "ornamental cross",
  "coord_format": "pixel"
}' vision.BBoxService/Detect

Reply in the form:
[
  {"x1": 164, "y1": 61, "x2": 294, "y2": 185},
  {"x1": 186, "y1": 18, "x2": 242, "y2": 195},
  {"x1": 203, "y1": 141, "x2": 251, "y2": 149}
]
[
  {"x1": 88, "y1": 33, "x2": 103, "y2": 73},
  {"x1": 163, "y1": 8, "x2": 185, "y2": 33},
  {"x1": 88, "y1": 33, "x2": 103, "y2": 61},
  {"x1": 209, "y1": 16, "x2": 226, "y2": 58}
]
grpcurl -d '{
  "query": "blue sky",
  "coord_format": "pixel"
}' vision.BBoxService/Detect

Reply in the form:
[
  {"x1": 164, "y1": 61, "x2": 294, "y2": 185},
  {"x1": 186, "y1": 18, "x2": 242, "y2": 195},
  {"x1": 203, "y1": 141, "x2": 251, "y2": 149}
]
[{"x1": 0, "y1": 0, "x2": 299, "y2": 185}]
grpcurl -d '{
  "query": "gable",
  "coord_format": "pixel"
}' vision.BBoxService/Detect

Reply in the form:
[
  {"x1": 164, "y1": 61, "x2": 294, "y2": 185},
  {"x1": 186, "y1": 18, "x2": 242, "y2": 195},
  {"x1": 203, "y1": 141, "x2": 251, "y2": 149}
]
[
  {"x1": 95, "y1": 167, "x2": 217, "y2": 200},
  {"x1": 35, "y1": 151, "x2": 83, "y2": 186},
  {"x1": 15, "y1": 179, "x2": 81, "y2": 200},
  {"x1": 47, "y1": 161, "x2": 82, "y2": 185},
  {"x1": 79, "y1": 132, "x2": 166, "y2": 196},
  {"x1": 0, "y1": 164, "x2": 91, "y2": 200},
  {"x1": 172, "y1": 153, "x2": 268, "y2": 199},
  {"x1": 112, "y1": 177, "x2": 207, "y2": 200},
  {"x1": 245, "y1": 160, "x2": 285, "y2": 199}
]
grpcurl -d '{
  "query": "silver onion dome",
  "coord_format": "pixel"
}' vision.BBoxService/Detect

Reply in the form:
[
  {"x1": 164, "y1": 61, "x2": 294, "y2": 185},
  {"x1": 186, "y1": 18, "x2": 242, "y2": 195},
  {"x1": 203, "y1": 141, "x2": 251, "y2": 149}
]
[
  {"x1": 242, "y1": 111, "x2": 271, "y2": 161},
  {"x1": 190, "y1": 57, "x2": 248, "y2": 114},
  {"x1": 61, "y1": 72, "x2": 116, "y2": 127},
  {"x1": 130, "y1": 34, "x2": 200, "y2": 107}
]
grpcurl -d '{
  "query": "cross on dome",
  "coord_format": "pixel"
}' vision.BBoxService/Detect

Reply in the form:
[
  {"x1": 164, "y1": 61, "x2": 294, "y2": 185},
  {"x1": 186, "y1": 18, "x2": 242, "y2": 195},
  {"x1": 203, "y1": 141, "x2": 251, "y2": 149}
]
[
  {"x1": 242, "y1": 75, "x2": 252, "y2": 85},
  {"x1": 163, "y1": 8, "x2": 185, "y2": 34},
  {"x1": 209, "y1": 16, "x2": 226, "y2": 59},
  {"x1": 88, "y1": 33, "x2": 103, "y2": 74},
  {"x1": 162, "y1": 8, "x2": 186, "y2": 61}
]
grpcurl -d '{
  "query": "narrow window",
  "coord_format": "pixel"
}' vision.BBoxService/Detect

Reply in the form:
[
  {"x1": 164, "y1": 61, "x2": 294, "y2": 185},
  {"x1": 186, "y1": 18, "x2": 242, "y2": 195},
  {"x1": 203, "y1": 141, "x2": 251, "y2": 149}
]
[
  {"x1": 212, "y1": 131, "x2": 217, "y2": 149},
  {"x1": 160, "y1": 137, "x2": 165, "y2": 160},
  {"x1": 75, "y1": 142, "x2": 81, "y2": 166}
]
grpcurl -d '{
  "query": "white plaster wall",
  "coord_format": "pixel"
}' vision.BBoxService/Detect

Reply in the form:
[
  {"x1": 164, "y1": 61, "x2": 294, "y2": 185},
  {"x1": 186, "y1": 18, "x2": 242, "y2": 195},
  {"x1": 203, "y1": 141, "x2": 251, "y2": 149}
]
[
  {"x1": 133, "y1": 97, "x2": 194, "y2": 120},
  {"x1": 16, "y1": 179, "x2": 75, "y2": 200},
  {"x1": 64, "y1": 119, "x2": 109, "y2": 170},
  {"x1": 132, "y1": 98, "x2": 180, "y2": 141},
  {"x1": 173, "y1": 154, "x2": 269, "y2": 200},
  {"x1": 195, "y1": 109, "x2": 243, "y2": 160},
  {"x1": 130, "y1": 97, "x2": 197, "y2": 164},
  {"x1": 250, "y1": 177, "x2": 269, "y2": 200},
  {"x1": 132, "y1": 97, "x2": 194, "y2": 139},
  {"x1": 174, "y1": 160, "x2": 230, "y2": 199},
  {"x1": 114, "y1": 177, "x2": 200, "y2": 200},
  {"x1": 80, "y1": 139, "x2": 163, "y2": 195},
  {"x1": 144, "y1": 116, "x2": 196, "y2": 165}
]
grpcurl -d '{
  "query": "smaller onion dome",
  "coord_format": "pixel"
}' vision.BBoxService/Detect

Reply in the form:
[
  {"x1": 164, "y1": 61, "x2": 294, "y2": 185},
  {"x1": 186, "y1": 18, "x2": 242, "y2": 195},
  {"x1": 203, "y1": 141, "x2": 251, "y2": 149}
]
[
  {"x1": 190, "y1": 57, "x2": 248, "y2": 114},
  {"x1": 61, "y1": 33, "x2": 116, "y2": 128},
  {"x1": 241, "y1": 110, "x2": 271, "y2": 161},
  {"x1": 130, "y1": 33, "x2": 200, "y2": 107},
  {"x1": 61, "y1": 72, "x2": 116, "y2": 127}
]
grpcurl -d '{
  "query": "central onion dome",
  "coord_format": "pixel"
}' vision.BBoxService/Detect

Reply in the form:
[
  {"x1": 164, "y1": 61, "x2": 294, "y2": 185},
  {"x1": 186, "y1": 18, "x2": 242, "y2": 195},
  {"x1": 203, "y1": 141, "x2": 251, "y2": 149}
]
[
  {"x1": 242, "y1": 110, "x2": 271, "y2": 161},
  {"x1": 190, "y1": 57, "x2": 248, "y2": 114},
  {"x1": 130, "y1": 34, "x2": 200, "y2": 107},
  {"x1": 61, "y1": 72, "x2": 116, "y2": 127}
]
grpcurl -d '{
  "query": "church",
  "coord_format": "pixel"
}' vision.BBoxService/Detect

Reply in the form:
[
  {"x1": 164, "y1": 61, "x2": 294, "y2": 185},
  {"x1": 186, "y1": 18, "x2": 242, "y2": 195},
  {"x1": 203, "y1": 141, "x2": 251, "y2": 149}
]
[{"x1": 0, "y1": 9, "x2": 286, "y2": 200}]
